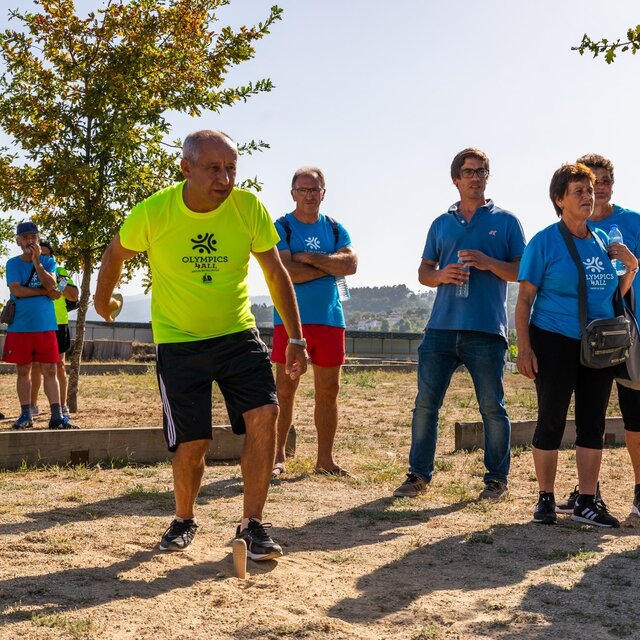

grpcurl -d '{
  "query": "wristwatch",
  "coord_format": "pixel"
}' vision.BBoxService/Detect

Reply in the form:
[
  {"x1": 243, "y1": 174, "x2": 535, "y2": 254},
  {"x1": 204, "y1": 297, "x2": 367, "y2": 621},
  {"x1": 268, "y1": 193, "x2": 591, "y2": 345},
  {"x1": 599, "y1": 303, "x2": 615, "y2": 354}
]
[{"x1": 287, "y1": 337, "x2": 307, "y2": 348}]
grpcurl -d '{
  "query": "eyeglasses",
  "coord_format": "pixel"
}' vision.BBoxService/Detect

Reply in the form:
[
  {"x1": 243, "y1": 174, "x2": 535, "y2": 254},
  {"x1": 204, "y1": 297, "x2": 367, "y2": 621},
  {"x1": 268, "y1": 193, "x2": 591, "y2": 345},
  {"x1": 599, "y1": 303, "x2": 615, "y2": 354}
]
[
  {"x1": 595, "y1": 179, "x2": 613, "y2": 187},
  {"x1": 459, "y1": 168, "x2": 489, "y2": 179},
  {"x1": 293, "y1": 188, "x2": 325, "y2": 195}
]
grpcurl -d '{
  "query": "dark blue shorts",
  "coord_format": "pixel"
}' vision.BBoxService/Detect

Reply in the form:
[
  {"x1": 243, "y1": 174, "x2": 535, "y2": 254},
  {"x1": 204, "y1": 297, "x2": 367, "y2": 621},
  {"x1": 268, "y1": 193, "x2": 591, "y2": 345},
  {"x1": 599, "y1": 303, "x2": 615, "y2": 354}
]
[{"x1": 156, "y1": 328, "x2": 277, "y2": 451}]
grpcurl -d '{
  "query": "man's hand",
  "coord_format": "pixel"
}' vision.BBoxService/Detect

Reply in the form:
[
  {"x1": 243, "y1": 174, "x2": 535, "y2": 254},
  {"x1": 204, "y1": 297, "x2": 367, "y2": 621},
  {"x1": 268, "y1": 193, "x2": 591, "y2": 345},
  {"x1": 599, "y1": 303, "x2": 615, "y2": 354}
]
[
  {"x1": 29, "y1": 241, "x2": 42, "y2": 261},
  {"x1": 95, "y1": 296, "x2": 122, "y2": 322},
  {"x1": 48, "y1": 290, "x2": 62, "y2": 300},
  {"x1": 437, "y1": 261, "x2": 469, "y2": 286},
  {"x1": 457, "y1": 249, "x2": 492, "y2": 270},
  {"x1": 285, "y1": 343, "x2": 308, "y2": 380}
]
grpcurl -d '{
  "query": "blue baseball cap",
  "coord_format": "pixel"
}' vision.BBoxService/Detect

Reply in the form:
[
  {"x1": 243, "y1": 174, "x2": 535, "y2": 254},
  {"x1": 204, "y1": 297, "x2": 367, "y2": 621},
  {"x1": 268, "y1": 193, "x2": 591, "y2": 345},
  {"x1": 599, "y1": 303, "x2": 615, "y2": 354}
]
[{"x1": 16, "y1": 221, "x2": 38, "y2": 236}]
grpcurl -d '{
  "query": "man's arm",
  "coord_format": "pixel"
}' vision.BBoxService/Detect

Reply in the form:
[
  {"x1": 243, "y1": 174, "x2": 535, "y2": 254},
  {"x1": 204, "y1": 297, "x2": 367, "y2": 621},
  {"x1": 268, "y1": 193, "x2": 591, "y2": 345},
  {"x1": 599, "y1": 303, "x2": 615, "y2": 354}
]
[
  {"x1": 292, "y1": 247, "x2": 358, "y2": 276},
  {"x1": 418, "y1": 259, "x2": 470, "y2": 288},
  {"x1": 278, "y1": 249, "x2": 328, "y2": 284},
  {"x1": 8, "y1": 282, "x2": 49, "y2": 298},
  {"x1": 95, "y1": 234, "x2": 138, "y2": 321},
  {"x1": 62, "y1": 284, "x2": 79, "y2": 302},
  {"x1": 252, "y1": 247, "x2": 307, "y2": 381},
  {"x1": 30, "y1": 243, "x2": 57, "y2": 292}
]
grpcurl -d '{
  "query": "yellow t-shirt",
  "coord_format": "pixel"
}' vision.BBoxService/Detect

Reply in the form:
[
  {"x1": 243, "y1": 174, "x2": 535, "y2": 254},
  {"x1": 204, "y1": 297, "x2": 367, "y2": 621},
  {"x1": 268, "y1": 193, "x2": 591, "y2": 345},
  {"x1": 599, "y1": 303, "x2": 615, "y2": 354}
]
[{"x1": 119, "y1": 182, "x2": 279, "y2": 343}]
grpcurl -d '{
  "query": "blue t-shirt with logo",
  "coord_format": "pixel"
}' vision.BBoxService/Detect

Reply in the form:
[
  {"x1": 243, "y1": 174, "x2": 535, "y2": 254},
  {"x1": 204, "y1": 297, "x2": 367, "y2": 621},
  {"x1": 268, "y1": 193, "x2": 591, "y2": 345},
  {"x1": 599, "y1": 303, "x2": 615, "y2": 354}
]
[
  {"x1": 273, "y1": 213, "x2": 351, "y2": 328},
  {"x1": 424, "y1": 200, "x2": 526, "y2": 340},
  {"x1": 518, "y1": 223, "x2": 617, "y2": 339},
  {"x1": 589, "y1": 204, "x2": 640, "y2": 302},
  {"x1": 5, "y1": 255, "x2": 58, "y2": 332}
]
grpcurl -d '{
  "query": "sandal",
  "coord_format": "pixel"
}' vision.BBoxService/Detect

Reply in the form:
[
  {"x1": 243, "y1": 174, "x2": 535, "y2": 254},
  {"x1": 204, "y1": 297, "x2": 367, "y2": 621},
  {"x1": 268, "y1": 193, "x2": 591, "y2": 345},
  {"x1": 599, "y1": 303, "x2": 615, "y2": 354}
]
[{"x1": 271, "y1": 462, "x2": 287, "y2": 478}]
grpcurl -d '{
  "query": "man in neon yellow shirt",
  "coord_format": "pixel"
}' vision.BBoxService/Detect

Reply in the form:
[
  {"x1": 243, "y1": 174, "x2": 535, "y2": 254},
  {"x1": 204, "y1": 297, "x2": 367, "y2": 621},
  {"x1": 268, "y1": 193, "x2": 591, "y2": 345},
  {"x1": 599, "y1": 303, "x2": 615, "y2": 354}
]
[{"x1": 95, "y1": 130, "x2": 307, "y2": 561}]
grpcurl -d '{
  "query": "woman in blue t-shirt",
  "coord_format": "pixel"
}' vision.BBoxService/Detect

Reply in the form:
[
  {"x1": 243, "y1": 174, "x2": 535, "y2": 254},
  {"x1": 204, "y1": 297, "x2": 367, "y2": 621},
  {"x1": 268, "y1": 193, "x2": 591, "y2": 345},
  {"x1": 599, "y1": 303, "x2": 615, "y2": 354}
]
[{"x1": 516, "y1": 163, "x2": 637, "y2": 528}]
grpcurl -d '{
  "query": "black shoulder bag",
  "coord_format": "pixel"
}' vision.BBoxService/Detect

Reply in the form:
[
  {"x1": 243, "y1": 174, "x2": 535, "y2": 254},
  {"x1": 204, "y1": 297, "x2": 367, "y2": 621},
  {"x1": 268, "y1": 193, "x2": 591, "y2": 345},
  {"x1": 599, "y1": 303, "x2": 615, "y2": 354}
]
[
  {"x1": 557, "y1": 220, "x2": 631, "y2": 369},
  {"x1": 1, "y1": 266, "x2": 36, "y2": 325}
]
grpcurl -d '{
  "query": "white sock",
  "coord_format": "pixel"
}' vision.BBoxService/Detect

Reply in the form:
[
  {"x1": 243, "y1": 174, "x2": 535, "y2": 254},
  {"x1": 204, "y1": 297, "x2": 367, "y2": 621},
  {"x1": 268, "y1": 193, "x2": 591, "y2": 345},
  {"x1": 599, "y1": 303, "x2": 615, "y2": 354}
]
[{"x1": 175, "y1": 516, "x2": 196, "y2": 524}]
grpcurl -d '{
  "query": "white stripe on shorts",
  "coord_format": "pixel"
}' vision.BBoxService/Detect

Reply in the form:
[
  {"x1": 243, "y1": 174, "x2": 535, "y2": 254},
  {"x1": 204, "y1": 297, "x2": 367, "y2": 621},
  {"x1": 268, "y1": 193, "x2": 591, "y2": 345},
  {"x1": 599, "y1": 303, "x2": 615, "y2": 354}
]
[{"x1": 157, "y1": 345, "x2": 176, "y2": 448}]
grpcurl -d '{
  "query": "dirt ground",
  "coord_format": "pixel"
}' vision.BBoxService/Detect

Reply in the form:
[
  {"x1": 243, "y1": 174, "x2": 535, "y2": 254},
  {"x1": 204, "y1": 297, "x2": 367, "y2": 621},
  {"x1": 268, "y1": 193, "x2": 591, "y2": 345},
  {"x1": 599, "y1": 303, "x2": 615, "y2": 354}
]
[{"x1": 1, "y1": 369, "x2": 639, "y2": 639}]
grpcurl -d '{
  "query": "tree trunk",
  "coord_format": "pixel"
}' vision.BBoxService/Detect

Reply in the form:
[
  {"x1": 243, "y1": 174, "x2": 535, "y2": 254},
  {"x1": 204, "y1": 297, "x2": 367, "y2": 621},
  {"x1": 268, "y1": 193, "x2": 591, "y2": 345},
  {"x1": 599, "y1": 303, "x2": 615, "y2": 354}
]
[{"x1": 67, "y1": 250, "x2": 93, "y2": 413}]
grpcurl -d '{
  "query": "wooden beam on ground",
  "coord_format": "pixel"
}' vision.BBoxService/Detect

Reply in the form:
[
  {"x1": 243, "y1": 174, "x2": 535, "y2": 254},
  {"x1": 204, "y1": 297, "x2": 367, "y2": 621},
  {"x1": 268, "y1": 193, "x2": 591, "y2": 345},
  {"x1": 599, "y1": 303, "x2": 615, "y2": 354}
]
[
  {"x1": 0, "y1": 425, "x2": 296, "y2": 470},
  {"x1": 454, "y1": 418, "x2": 625, "y2": 451}
]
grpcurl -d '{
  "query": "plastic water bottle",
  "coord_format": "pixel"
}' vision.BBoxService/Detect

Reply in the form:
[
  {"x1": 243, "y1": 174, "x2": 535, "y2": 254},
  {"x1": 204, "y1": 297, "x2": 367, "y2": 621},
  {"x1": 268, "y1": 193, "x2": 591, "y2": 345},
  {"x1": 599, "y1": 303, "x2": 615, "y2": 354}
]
[
  {"x1": 609, "y1": 225, "x2": 627, "y2": 275},
  {"x1": 455, "y1": 256, "x2": 469, "y2": 298},
  {"x1": 336, "y1": 276, "x2": 350, "y2": 302},
  {"x1": 56, "y1": 277, "x2": 68, "y2": 292}
]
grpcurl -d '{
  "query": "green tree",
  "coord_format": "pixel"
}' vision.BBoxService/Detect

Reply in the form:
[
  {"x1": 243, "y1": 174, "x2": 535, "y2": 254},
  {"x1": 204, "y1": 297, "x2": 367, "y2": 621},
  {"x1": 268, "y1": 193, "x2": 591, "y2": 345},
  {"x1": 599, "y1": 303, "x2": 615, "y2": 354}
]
[
  {"x1": 0, "y1": 0, "x2": 282, "y2": 410},
  {"x1": 574, "y1": 25, "x2": 640, "y2": 63}
]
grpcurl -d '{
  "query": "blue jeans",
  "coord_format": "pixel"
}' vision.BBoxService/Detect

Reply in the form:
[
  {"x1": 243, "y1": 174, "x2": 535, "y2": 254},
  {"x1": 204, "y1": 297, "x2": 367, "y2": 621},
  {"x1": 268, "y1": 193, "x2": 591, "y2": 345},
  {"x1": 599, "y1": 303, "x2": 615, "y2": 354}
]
[{"x1": 409, "y1": 329, "x2": 511, "y2": 484}]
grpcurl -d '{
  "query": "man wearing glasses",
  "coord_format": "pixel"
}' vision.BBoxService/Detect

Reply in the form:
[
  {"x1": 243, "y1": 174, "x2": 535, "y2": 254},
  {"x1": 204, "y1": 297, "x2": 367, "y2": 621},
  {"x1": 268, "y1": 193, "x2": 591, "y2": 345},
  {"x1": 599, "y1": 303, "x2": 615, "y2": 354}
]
[
  {"x1": 393, "y1": 148, "x2": 526, "y2": 500},
  {"x1": 271, "y1": 167, "x2": 358, "y2": 478}
]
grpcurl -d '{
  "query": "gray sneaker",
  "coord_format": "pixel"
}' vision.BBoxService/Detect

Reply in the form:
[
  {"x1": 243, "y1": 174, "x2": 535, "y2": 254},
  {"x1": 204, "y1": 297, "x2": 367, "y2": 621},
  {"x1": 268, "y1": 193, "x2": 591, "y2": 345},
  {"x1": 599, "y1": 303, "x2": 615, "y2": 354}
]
[
  {"x1": 479, "y1": 480, "x2": 508, "y2": 500},
  {"x1": 62, "y1": 405, "x2": 70, "y2": 418},
  {"x1": 393, "y1": 473, "x2": 428, "y2": 498},
  {"x1": 30, "y1": 405, "x2": 40, "y2": 417}
]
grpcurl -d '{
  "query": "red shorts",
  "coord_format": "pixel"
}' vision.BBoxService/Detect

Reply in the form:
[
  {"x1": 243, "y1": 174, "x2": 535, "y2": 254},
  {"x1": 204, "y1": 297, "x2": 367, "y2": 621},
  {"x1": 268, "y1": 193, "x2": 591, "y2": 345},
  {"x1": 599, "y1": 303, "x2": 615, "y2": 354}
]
[
  {"x1": 2, "y1": 331, "x2": 60, "y2": 365},
  {"x1": 271, "y1": 324, "x2": 345, "y2": 368}
]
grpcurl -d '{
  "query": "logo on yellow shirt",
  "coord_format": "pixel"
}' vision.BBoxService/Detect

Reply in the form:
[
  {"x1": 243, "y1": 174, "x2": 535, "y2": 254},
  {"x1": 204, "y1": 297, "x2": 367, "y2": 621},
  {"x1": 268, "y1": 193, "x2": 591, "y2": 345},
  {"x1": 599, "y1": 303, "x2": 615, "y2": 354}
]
[{"x1": 191, "y1": 233, "x2": 217, "y2": 254}]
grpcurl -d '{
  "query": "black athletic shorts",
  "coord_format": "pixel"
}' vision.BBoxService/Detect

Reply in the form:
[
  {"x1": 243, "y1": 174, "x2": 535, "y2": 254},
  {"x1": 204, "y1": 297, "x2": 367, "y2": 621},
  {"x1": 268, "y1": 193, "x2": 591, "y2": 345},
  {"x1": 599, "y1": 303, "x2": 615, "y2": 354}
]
[
  {"x1": 156, "y1": 328, "x2": 277, "y2": 451},
  {"x1": 56, "y1": 324, "x2": 71, "y2": 355}
]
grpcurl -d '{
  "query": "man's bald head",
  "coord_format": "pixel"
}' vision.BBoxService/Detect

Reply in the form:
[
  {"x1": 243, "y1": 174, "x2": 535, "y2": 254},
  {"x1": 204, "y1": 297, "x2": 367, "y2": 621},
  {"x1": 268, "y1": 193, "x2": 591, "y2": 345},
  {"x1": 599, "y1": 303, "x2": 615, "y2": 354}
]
[{"x1": 182, "y1": 130, "x2": 237, "y2": 164}]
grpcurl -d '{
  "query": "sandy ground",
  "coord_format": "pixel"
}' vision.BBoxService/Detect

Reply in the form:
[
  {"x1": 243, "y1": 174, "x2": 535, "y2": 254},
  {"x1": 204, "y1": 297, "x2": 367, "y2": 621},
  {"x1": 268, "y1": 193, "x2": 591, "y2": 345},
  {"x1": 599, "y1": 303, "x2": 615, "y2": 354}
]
[{"x1": 1, "y1": 370, "x2": 639, "y2": 639}]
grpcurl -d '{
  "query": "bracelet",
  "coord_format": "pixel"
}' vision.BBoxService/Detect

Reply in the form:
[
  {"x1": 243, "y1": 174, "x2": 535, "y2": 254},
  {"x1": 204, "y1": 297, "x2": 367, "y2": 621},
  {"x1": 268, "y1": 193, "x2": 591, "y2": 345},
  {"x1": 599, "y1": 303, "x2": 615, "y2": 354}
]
[{"x1": 287, "y1": 337, "x2": 307, "y2": 348}]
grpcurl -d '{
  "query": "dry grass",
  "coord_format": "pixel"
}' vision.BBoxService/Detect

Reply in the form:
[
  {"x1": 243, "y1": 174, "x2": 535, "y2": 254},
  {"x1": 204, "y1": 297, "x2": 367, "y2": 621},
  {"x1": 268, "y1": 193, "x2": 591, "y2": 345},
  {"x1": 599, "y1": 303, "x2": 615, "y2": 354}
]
[{"x1": 0, "y1": 368, "x2": 638, "y2": 640}]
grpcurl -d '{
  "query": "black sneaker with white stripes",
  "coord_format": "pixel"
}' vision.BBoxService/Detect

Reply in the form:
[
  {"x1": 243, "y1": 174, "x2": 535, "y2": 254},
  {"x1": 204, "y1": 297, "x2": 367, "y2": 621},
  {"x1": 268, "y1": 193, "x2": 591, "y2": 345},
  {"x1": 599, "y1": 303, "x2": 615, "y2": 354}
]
[
  {"x1": 556, "y1": 482, "x2": 601, "y2": 514},
  {"x1": 571, "y1": 496, "x2": 620, "y2": 528},
  {"x1": 159, "y1": 518, "x2": 199, "y2": 551}
]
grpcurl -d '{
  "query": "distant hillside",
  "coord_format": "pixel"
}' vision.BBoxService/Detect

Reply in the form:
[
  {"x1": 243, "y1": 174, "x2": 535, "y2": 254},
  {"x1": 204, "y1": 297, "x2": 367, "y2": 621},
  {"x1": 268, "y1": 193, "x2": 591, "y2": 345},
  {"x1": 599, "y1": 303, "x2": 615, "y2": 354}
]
[{"x1": 81, "y1": 283, "x2": 519, "y2": 334}]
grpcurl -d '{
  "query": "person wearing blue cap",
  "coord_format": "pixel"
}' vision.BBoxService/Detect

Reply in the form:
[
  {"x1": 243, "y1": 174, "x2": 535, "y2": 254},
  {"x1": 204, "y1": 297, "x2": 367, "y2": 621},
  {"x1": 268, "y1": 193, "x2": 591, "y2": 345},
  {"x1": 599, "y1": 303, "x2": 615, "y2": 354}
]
[{"x1": 2, "y1": 220, "x2": 78, "y2": 429}]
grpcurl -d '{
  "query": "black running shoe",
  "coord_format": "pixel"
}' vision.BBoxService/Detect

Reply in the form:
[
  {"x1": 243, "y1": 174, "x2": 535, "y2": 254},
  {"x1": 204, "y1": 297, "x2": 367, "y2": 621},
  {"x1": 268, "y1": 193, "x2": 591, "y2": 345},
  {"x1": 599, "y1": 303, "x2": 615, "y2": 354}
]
[
  {"x1": 12, "y1": 412, "x2": 33, "y2": 430},
  {"x1": 633, "y1": 487, "x2": 640, "y2": 518},
  {"x1": 235, "y1": 519, "x2": 283, "y2": 561},
  {"x1": 48, "y1": 415, "x2": 79, "y2": 430},
  {"x1": 159, "y1": 518, "x2": 199, "y2": 551},
  {"x1": 533, "y1": 492, "x2": 557, "y2": 525},
  {"x1": 556, "y1": 482, "x2": 601, "y2": 514},
  {"x1": 571, "y1": 496, "x2": 620, "y2": 528}
]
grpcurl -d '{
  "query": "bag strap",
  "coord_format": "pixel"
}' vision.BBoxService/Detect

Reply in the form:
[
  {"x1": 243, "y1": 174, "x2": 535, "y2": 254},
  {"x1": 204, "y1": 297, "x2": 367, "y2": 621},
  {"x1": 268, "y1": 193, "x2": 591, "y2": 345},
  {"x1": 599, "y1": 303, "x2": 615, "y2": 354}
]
[
  {"x1": 557, "y1": 221, "x2": 624, "y2": 331},
  {"x1": 277, "y1": 215, "x2": 340, "y2": 250},
  {"x1": 24, "y1": 266, "x2": 36, "y2": 287}
]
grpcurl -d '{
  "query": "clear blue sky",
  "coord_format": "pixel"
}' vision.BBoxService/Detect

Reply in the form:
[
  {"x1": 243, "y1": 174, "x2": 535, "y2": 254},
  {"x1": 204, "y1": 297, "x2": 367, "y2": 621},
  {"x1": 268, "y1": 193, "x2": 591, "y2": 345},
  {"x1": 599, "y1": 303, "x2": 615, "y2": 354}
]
[{"x1": 1, "y1": 1, "x2": 639, "y2": 298}]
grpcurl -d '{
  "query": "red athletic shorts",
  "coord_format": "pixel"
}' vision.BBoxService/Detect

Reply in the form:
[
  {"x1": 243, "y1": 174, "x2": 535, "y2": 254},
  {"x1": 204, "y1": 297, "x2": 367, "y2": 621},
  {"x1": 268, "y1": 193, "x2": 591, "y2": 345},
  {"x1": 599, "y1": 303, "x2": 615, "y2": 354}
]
[
  {"x1": 2, "y1": 331, "x2": 60, "y2": 365},
  {"x1": 271, "y1": 324, "x2": 345, "y2": 368}
]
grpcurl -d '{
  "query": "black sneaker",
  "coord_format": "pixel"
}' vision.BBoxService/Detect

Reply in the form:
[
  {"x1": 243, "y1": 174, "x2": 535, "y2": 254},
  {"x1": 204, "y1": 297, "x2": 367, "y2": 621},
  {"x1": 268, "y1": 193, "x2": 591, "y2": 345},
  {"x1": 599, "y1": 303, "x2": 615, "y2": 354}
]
[
  {"x1": 533, "y1": 492, "x2": 557, "y2": 525},
  {"x1": 12, "y1": 412, "x2": 33, "y2": 430},
  {"x1": 235, "y1": 519, "x2": 283, "y2": 561},
  {"x1": 479, "y1": 480, "x2": 508, "y2": 500},
  {"x1": 633, "y1": 487, "x2": 640, "y2": 517},
  {"x1": 556, "y1": 482, "x2": 601, "y2": 514},
  {"x1": 159, "y1": 518, "x2": 199, "y2": 551},
  {"x1": 393, "y1": 472, "x2": 428, "y2": 498},
  {"x1": 571, "y1": 496, "x2": 620, "y2": 528},
  {"x1": 48, "y1": 415, "x2": 79, "y2": 430}
]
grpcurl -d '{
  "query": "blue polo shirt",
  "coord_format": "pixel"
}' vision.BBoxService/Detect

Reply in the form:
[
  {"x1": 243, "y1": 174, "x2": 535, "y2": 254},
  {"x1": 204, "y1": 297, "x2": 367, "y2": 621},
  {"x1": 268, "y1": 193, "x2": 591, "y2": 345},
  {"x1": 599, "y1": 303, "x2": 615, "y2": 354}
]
[
  {"x1": 273, "y1": 213, "x2": 351, "y2": 328},
  {"x1": 589, "y1": 204, "x2": 640, "y2": 302},
  {"x1": 518, "y1": 223, "x2": 617, "y2": 340},
  {"x1": 5, "y1": 255, "x2": 58, "y2": 333},
  {"x1": 424, "y1": 200, "x2": 526, "y2": 340}
]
